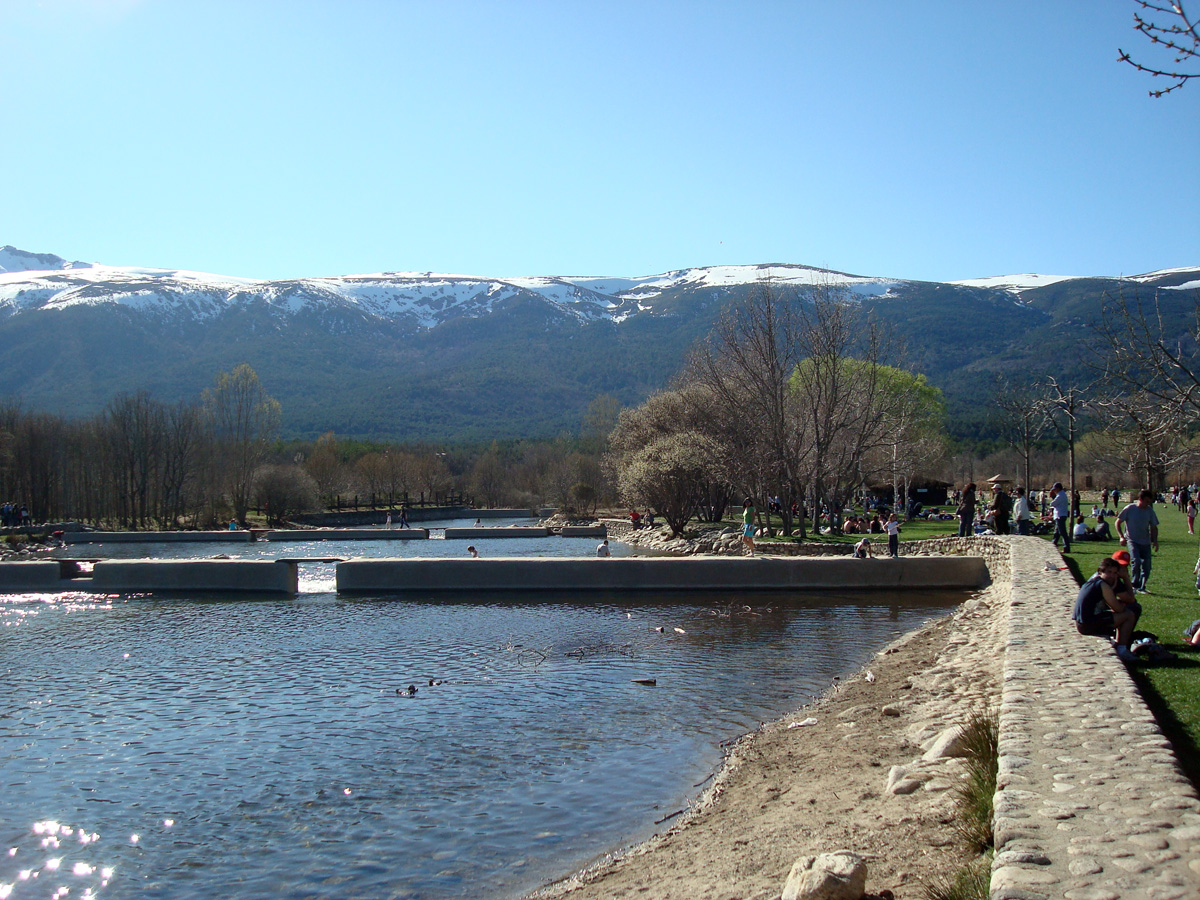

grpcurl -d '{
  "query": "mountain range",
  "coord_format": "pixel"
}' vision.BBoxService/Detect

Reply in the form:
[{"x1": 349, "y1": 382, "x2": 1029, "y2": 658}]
[{"x1": 1, "y1": 244, "x2": 1197, "y2": 443}]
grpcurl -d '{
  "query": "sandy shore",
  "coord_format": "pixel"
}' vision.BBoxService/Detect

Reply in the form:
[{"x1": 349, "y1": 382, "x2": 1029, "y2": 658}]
[{"x1": 530, "y1": 577, "x2": 1007, "y2": 900}]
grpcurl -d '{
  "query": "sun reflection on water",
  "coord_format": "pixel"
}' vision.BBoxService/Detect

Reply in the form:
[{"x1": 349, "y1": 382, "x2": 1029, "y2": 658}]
[{"x1": 2, "y1": 820, "x2": 117, "y2": 900}]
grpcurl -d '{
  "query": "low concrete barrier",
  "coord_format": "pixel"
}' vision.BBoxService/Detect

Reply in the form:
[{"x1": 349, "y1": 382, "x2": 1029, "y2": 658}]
[
  {"x1": 335, "y1": 555, "x2": 989, "y2": 594},
  {"x1": 64, "y1": 530, "x2": 254, "y2": 544},
  {"x1": 559, "y1": 525, "x2": 607, "y2": 538},
  {"x1": 442, "y1": 527, "x2": 551, "y2": 539},
  {"x1": 90, "y1": 560, "x2": 298, "y2": 595},
  {"x1": 263, "y1": 528, "x2": 429, "y2": 541},
  {"x1": 0, "y1": 560, "x2": 81, "y2": 591}
]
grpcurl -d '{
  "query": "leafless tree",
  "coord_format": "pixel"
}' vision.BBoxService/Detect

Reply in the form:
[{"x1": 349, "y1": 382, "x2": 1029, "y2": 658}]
[
  {"x1": 685, "y1": 281, "x2": 812, "y2": 535},
  {"x1": 1040, "y1": 377, "x2": 1092, "y2": 502},
  {"x1": 993, "y1": 380, "x2": 1050, "y2": 490},
  {"x1": 203, "y1": 364, "x2": 281, "y2": 523},
  {"x1": 1119, "y1": 1, "x2": 1199, "y2": 97},
  {"x1": 1090, "y1": 390, "x2": 1195, "y2": 490}
]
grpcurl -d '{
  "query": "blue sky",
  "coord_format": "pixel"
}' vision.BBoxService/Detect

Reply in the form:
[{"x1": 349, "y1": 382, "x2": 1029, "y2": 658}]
[{"x1": 2, "y1": 0, "x2": 1197, "y2": 282}]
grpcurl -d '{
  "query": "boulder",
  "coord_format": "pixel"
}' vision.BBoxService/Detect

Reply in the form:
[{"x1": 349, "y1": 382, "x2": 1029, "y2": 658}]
[
  {"x1": 781, "y1": 851, "x2": 868, "y2": 900},
  {"x1": 921, "y1": 725, "x2": 969, "y2": 761}
]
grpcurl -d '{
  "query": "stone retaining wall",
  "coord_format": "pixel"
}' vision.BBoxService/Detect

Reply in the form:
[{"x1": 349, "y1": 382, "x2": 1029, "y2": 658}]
[{"x1": 908, "y1": 535, "x2": 1199, "y2": 899}]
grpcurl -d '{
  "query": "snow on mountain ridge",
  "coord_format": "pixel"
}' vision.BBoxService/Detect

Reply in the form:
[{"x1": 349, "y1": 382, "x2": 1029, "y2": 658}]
[
  {"x1": 1, "y1": 248, "x2": 1196, "y2": 328},
  {"x1": 0, "y1": 245, "x2": 93, "y2": 274}
]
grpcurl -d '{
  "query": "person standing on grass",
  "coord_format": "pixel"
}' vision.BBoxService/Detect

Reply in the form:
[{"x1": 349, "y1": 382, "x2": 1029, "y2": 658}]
[
  {"x1": 1049, "y1": 482, "x2": 1071, "y2": 553},
  {"x1": 956, "y1": 483, "x2": 976, "y2": 537},
  {"x1": 1013, "y1": 486, "x2": 1032, "y2": 535},
  {"x1": 1117, "y1": 489, "x2": 1160, "y2": 592},
  {"x1": 885, "y1": 512, "x2": 901, "y2": 558},
  {"x1": 741, "y1": 497, "x2": 756, "y2": 555},
  {"x1": 991, "y1": 484, "x2": 1012, "y2": 535},
  {"x1": 1188, "y1": 498, "x2": 1197, "y2": 535}
]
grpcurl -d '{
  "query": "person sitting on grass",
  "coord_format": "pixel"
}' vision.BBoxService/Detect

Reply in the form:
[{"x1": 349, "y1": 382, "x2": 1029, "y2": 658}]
[
  {"x1": 1094, "y1": 513, "x2": 1112, "y2": 541},
  {"x1": 1073, "y1": 556, "x2": 1141, "y2": 663},
  {"x1": 1073, "y1": 515, "x2": 1094, "y2": 541}
]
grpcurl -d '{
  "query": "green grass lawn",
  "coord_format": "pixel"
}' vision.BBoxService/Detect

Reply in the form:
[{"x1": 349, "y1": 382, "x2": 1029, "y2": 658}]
[
  {"x1": 753, "y1": 505, "x2": 1200, "y2": 786},
  {"x1": 1055, "y1": 503, "x2": 1200, "y2": 786}
]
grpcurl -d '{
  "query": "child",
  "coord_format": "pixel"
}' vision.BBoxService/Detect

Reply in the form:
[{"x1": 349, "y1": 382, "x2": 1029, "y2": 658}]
[
  {"x1": 1189, "y1": 500, "x2": 1197, "y2": 535},
  {"x1": 853, "y1": 536, "x2": 873, "y2": 559},
  {"x1": 885, "y1": 513, "x2": 901, "y2": 558}
]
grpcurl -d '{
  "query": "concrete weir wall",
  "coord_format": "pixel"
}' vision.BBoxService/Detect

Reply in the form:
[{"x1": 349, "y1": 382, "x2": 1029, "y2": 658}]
[
  {"x1": 909, "y1": 536, "x2": 1200, "y2": 899},
  {"x1": 335, "y1": 555, "x2": 989, "y2": 593},
  {"x1": 442, "y1": 527, "x2": 551, "y2": 539},
  {"x1": 64, "y1": 530, "x2": 254, "y2": 543},
  {"x1": 263, "y1": 528, "x2": 429, "y2": 541},
  {"x1": 89, "y1": 560, "x2": 299, "y2": 595}
]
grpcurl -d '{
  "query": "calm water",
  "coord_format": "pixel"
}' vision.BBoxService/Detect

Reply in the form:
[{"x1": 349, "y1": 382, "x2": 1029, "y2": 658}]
[{"x1": 4, "y1": 531, "x2": 967, "y2": 900}]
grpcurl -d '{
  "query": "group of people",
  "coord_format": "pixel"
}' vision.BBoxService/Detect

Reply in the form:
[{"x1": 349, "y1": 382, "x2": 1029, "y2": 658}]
[
  {"x1": 852, "y1": 513, "x2": 902, "y2": 558},
  {"x1": 1, "y1": 502, "x2": 30, "y2": 528},
  {"x1": 383, "y1": 509, "x2": 411, "y2": 529},
  {"x1": 628, "y1": 509, "x2": 656, "y2": 529}
]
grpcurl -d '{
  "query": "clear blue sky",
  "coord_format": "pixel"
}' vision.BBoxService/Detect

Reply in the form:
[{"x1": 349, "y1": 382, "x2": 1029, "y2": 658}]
[{"x1": 2, "y1": 0, "x2": 1197, "y2": 282}]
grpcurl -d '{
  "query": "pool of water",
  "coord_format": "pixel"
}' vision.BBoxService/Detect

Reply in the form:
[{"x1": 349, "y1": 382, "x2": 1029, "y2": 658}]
[{"x1": 3, "y1": 545, "x2": 969, "y2": 900}]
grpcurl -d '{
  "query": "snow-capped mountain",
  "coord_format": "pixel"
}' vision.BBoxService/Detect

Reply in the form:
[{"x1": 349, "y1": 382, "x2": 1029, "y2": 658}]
[
  {"x1": 0, "y1": 245, "x2": 92, "y2": 274},
  {"x1": 0, "y1": 246, "x2": 1195, "y2": 441},
  {"x1": 0, "y1": 256, "x2": 909, "y2": 330}
]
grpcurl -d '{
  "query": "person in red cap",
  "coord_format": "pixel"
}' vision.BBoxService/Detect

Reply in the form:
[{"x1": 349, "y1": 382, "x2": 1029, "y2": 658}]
[
  {"x1": 1111, "y1": 549, "x2": 1137, "y2": 604},
  {"x1": 1073, "y1": 557, "x2": 1141, "y2": 662}
]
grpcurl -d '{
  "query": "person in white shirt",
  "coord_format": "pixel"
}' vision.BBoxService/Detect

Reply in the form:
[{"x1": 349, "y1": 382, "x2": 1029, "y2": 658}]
[
  {"x1": 596, "y1": 540, "x2": 611, "y2": 557},
  {"x1": 1013, "y1": 486, "x2": 1032, "y2": 535}
]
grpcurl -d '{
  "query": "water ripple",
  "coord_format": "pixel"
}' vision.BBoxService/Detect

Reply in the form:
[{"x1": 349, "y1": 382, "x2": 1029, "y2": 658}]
[{"x1": 1, "y1": 587, "x2": 965, "y2": 899}]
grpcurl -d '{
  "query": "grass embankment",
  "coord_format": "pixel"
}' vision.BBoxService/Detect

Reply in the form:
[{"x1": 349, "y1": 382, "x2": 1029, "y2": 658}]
[{"x1": 755, "y1": 504, "x2": 1200, "y2": 786}]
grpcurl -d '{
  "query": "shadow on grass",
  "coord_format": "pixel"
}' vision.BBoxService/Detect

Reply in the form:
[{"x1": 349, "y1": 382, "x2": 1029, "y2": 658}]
[
  {"x1": 1061, "y1": 555, "x2": 1085, "y2": 585},
  {"x1": 1127, "y1": 662, "x2": 1200, "y2": 788}
]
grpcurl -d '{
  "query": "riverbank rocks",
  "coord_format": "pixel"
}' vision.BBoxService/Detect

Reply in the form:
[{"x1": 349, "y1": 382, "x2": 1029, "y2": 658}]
[
  {"x1": 920, "y1": 724, "x2": 968, "y2": 761},
  {"x1": 781, "y1": 851, "x2": 867, "y2": 900}
]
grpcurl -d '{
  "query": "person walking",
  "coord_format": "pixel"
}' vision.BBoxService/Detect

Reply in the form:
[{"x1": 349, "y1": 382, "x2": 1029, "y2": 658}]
[
  {"x1": 1117, "y1": 489, "x2": 1160, "y2": 592},
  {"x1": 1049, "y1": 482, "x2": 1071, "y2": 553},
  {"x1": 741, "y1": 497, "x2": 756, "y2": 555}
]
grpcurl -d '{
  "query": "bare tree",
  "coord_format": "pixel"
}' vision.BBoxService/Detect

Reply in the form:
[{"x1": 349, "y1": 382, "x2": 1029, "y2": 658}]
[
  {"x1": 1091, "y1": 390, "x2": 1194, "y2": 490},
  {"x1": 993, "y1": 379, "x2": 1049, "y2": 490},
  {"x1": 203, "y1": 364, "x2": 281, "y2": 523},
  {"x1": 685, "y1": 281, "x2": 812, "y2": 534},
  {"x1": 1040, "y1": 377, "x2": 1092, "y2": 503},
  {"x1": 1096, "y1": 289, "x2": 1200, "y2": 417},
  {"x1": 1119, "y1": 1, "x2": 1199, "y2": 96}
]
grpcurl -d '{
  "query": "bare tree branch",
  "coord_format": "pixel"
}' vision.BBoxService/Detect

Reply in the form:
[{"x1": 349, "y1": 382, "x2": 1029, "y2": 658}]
[{"x1": 1119, "y1": 1, "x2": 1199, "y2": 96}]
